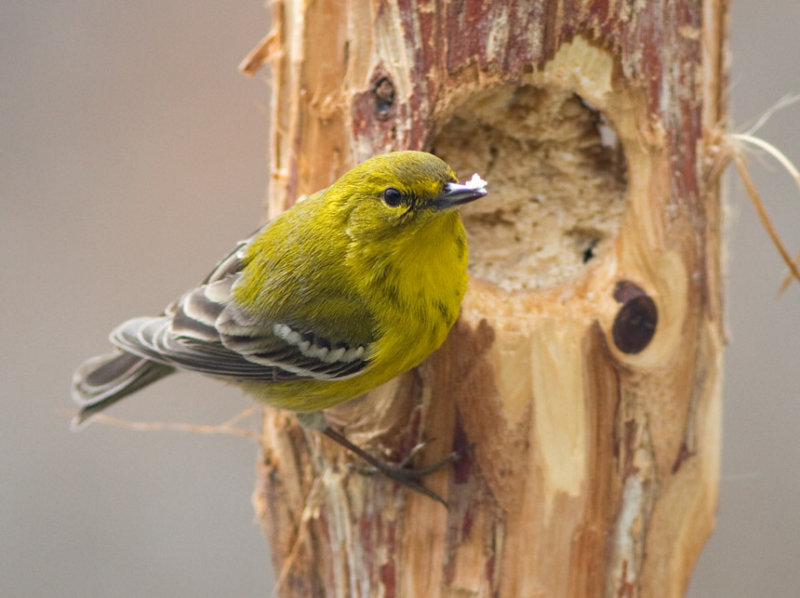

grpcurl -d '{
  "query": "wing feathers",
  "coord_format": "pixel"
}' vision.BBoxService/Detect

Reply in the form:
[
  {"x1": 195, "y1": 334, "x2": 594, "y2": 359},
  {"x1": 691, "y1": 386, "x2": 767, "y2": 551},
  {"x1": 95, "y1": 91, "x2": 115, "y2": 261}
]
[
  {"x1": 73, "y1": 223, "x2": 373, "y2": 424},
  {"x1": 76, "y1": 222, "x2": 373, "y2": 422},
  {"x1": 107, "y1": 281, "x2": 370, "y2": 383}
]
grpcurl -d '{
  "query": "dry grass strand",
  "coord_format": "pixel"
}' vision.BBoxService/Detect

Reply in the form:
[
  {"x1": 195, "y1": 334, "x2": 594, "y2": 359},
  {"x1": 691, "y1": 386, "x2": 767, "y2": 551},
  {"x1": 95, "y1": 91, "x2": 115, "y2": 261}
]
[
  {"x1": 90, "y1": 406, "x2": 263, "y2": 442},
  {"x1": 728, "y1": 131, "x2": 800, "y2": 290}
]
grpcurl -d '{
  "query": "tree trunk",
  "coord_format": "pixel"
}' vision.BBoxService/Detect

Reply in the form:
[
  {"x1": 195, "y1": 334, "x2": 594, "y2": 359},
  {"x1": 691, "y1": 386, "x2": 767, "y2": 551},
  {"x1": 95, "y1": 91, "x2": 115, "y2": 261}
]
[{"x1": 244, "y1": 1, "x2": 727, "y2": 596}]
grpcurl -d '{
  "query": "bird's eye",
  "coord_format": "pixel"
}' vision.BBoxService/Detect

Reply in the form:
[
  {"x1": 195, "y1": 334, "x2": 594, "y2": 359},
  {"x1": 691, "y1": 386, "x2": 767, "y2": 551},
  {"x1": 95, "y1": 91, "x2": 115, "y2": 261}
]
[{"x1": 382, "y1": 187, "x2": 403, "y2": 207}]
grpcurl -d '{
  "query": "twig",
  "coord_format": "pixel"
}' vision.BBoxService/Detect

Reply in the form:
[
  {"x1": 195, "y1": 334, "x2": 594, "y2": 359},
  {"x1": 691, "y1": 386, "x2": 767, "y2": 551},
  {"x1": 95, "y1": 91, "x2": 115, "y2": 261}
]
[
  {"x1": 240, "y1": 30, "x2": 281, "y2": 76},
  {"x1": 779, "y1": 250, "x2": 800, "y2": 295},
  {"x1": 729, "y1": 146, "x2": 800, "y2": 287},
  {"x1": 728, "y1": 96, "x2": 800, "y2": 292},
  {"x1": 90, "y1": 406, "x2": 263, "y2": 442}
]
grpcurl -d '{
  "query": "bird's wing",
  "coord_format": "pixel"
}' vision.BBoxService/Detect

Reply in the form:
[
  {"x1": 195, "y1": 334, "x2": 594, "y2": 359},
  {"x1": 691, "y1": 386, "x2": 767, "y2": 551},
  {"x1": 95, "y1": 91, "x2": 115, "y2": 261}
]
[{"x1": 110, "y1": 229, "x2": 374, "y2": 382}]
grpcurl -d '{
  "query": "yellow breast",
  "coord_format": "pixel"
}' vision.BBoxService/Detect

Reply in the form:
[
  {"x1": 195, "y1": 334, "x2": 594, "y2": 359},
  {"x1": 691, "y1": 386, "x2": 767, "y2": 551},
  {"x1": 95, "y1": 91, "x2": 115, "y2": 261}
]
[{"x1": 244, "y1": 210, "x2": 469, "y2": 412}]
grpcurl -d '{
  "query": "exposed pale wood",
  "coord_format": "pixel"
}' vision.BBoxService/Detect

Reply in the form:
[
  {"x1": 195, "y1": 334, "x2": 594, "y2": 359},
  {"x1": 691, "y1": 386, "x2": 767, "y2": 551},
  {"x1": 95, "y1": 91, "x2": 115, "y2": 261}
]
[{"x1": 248, "y1": 1, "x2": 728, "y2": 596}]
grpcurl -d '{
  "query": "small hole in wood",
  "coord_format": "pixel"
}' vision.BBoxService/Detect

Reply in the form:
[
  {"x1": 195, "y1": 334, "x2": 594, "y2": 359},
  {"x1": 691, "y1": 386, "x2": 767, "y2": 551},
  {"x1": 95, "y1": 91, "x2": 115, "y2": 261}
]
[{"x1": 373, "y1": 77, "x2": 395, "y2": 119}]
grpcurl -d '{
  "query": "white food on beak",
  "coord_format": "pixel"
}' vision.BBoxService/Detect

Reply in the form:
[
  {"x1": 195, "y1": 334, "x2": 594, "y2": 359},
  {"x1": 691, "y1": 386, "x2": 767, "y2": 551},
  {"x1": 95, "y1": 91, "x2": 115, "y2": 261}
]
[{"x1": 465, "y1": 173, "x2": 488, "y2": 191}]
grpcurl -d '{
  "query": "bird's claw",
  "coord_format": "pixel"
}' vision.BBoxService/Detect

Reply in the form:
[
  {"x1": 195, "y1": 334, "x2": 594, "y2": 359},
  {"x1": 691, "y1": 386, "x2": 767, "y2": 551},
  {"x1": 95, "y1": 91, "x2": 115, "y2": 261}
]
[{"x1": 342, "y1": 438, "x2": 473, "y2": 507}]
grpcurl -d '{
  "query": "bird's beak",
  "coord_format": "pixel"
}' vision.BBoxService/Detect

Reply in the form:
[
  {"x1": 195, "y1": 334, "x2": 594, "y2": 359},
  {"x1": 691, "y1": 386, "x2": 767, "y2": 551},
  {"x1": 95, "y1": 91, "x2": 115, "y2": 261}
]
[{"x1": 433, "y1": 181, "x2": 487, "y2": 210}]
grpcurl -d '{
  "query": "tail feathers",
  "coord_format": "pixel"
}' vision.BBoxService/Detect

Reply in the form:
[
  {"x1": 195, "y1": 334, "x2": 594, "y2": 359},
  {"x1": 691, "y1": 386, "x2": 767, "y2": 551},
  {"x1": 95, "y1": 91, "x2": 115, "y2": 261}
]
[{"x1": 71, "y1": 350, "x2": 175, "y2": 428}]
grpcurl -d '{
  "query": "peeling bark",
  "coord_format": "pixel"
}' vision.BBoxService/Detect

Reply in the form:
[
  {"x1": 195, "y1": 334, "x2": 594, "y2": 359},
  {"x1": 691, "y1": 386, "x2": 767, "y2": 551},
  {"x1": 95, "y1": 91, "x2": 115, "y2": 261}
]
[{"x1": 247, "y1": 1, "x2": 728, "y2": 596}]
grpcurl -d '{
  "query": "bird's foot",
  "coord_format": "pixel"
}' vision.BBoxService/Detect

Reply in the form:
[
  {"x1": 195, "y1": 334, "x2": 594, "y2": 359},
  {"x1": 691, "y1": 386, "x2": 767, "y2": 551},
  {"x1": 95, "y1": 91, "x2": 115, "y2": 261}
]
[{"x1": 322, "y1": 426, "x2": 471, "y2": 507}]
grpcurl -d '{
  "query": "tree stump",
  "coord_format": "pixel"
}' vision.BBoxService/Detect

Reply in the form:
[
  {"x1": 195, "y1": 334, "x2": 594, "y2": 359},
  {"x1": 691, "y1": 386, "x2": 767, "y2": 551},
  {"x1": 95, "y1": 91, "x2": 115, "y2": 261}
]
[{"x1": 243, "y1": 1, "x2": 727, "y2": 596}]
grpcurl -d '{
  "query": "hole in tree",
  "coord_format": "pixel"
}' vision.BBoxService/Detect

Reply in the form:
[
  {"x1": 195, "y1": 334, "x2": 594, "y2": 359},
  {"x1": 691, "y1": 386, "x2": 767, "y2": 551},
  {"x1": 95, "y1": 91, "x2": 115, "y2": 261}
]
[{"x1": 432, "y1": 85, "x2": 627, "y2": 291}]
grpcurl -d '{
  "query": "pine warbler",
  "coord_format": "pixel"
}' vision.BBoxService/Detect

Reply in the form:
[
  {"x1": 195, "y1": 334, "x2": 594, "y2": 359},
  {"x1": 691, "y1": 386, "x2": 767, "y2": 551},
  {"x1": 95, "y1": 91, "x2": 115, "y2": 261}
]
[{"x1": 72, "y1": 150, "x2": 487, "y2": 501}]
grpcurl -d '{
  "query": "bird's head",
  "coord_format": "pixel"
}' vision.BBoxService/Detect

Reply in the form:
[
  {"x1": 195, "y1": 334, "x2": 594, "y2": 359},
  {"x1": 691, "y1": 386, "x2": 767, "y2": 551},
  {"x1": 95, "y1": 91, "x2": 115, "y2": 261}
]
[{"x1": 324, "y1": 151, "x2": 487, "y2": 241}]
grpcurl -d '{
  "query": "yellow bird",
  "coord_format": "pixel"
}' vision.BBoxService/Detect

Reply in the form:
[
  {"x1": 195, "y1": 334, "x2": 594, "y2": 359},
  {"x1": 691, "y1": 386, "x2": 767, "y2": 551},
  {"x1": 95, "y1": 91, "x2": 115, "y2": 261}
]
[{"x1": 72, "y1": 150, "x2": 487, "y2": 503}]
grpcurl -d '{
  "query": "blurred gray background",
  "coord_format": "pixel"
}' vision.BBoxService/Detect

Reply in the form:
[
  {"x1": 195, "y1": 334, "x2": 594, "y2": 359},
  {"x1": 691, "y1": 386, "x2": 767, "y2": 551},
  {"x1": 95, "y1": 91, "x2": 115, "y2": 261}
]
[{"x1": 2, "y1": 2, "x2": 798, "y2": 596}]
